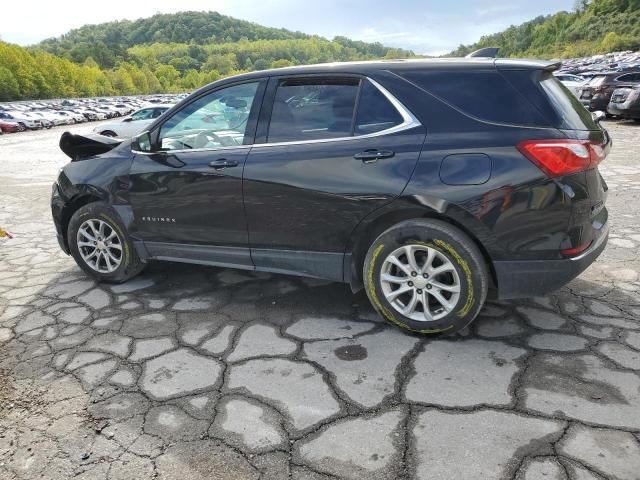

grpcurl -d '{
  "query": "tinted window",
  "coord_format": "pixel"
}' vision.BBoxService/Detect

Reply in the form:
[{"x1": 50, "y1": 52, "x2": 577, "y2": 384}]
[
  {"x1": 267, "y1": 79, "x2": 359, "y2": 143},
  {"x1": 617, "y1": 73, "x2": 640, "y2": 82},
  {"x1": 152, "y1": 108, "x2": 168, "y2": 118},
  {"x1": 539, "y1": 72, "x2": 598, "y2": 131},
  {"x1": 354, "y1": 80, "x2": 403, "y2": 134},
  {"x1": 159, "y1": 82, "x2": 259, "y2": 150},
  {"x1": 400, "y1": 70, "x2": 548, "y2": 126}
]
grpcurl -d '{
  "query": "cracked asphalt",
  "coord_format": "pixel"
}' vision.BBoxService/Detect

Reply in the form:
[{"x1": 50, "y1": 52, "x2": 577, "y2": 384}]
[{"x1": 1, "y1": 120, "x2": 640, "y2": 480}]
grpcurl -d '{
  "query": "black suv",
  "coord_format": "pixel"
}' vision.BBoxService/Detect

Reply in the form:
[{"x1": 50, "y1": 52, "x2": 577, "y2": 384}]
[
  {"x1": 607, "y1": 85, "x2": 640, "y2": 120},
  {"x1": 579, "y1": 71, "x2": 640, "y2": 111},
  {"x1": 52, "y1": 58, "x2": 610, "y2": 335}
]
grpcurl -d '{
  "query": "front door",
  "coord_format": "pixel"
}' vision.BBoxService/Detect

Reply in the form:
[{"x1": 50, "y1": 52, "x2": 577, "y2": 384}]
[{"x1": 128, "y1": 80, "x2": 265, "y2": 267}]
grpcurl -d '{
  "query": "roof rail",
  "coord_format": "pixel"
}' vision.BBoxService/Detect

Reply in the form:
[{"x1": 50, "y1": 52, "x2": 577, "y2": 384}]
[{"x1": 465, "y1": 47, "x2": 500, "y2": 58}]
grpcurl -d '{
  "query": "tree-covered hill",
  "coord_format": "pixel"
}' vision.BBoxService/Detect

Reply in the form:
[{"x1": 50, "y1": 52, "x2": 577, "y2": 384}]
[
  {"x1": 450, "y1": 0, "x2": 640, "y2": 58},
  {"x1": 37, "y1": 11, "x2": 313, "y2": 69},
  {"x1": 37, "y1": 11, "x2": 412, "y2": 70}
]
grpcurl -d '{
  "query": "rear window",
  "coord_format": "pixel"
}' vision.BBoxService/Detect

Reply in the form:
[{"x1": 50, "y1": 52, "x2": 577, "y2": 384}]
[
  {"x1": 401, "y1": 68, "x2": 599, "y2": 131},
  {"x1": 539, "y1": 72, "x2": 598, "y2": 131},
  {"x1": 399, "y1": 70, "x2": 548, "y2": 126}
]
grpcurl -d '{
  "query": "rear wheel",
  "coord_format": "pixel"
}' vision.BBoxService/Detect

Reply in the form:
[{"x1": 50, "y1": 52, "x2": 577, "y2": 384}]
[
  {"x1": 68, "y1": 202, "x2": 144, "y2": 283},
  {"x1": 363, "y1": 219, "x2": 488, "y2": 335}
]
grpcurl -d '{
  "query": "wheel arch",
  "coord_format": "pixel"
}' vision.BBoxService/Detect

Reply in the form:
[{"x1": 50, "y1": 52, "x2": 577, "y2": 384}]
[
  {"x1": 59, "y1": 192, "x2": 105, "y2": 251},
  {"x1": 347, "y1": 206, "x2": 497, "y2": 292}
]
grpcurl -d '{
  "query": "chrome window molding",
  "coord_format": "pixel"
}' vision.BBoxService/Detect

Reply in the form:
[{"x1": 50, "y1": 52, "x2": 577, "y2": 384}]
[
  {"x1": 256, "y1": 77, "x2": 421, "y2": 148},
  {"x1": 132, "y1": 76, "x2": 422, "y2": 155},
  {"x1": 133, "y1": 142, "x2": 252, "y2": 155}
]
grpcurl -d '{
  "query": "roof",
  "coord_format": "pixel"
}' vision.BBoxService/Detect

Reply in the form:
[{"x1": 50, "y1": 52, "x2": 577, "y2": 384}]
[{"x1": 205, "y1": 57, "x2": 560, "y2": 84}]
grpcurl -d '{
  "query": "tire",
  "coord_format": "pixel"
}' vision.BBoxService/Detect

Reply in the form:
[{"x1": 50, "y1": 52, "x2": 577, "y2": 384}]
[
  {"x1": 363, "y1": 219, "x2": 488, "y2": 335},
  {"x1": 67, "y1": 202, "x2": 144, "y2": 283},
  {"x1": 100, "y1": 130, "x2": 117, "y2": 137}
]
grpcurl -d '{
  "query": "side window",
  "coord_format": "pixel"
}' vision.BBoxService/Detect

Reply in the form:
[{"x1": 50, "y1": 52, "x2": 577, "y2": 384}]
[
  {"x1": 131, "y1": 109, "x2": 154, "y2": 121},
  {"x1": 616, "y1": 73, "x2": 640, "y2": 82},
  {"x1": 267, "y1": 79, "x2": 359, "y2": 143},
  {"x1": 158, "y1": 82, "x2": 259, "y2": 151},
  {"x1": 151, "y1": 108, "x2": 166, "y2": 119},
  {"x1": 400, "y1": 70, "x2": 549, "y2": 126},
  {"x1": 354, "y1": 80, "x2": 403, "y2": 135}
]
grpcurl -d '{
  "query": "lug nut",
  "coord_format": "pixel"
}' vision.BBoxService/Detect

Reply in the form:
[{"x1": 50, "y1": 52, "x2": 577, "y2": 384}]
[
  {"x1": 411, "y1": 271, "x2": 417, "y2": 277},
  {"x1": 426, "y1": 284, "x2": 432, "y2": 290},
  {"x1": 417, "y1": 289, "x2": 422, "y2": 294},
  {"x1": 408, "y1": 281, "x2": 414, "y2": 287},
  {"x1": 423, "y1": 273, "x2": 429, "y2": 278}
]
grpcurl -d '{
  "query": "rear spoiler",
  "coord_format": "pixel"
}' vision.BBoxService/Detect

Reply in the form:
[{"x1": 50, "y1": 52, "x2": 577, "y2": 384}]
[
  {"x1": 59, "y1": 132, "x2": 122, "y2": 161},
  {"x1": 466, "y1": 47, "x2": 499, "y2": 58},
  {"x1": 494, "y1": 59, "x2": 562, "y2": 72}
]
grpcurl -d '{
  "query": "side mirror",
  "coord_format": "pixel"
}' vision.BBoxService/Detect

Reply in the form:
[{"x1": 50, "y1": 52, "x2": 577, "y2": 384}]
[
  {"x1": 132, "y1": 131, "x2": 152, "y2": 152},
  {"x1": 122, "y1": 117, "x2": 133, "y2": 123},
  {"x1": 592, "y1": 111, "x2": 606, "y2": 124}
]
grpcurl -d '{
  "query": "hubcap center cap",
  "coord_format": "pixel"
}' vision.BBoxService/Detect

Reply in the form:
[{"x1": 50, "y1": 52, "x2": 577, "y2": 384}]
[{"x1": 413, "y1": 277, "x2": 429, "y2": 289}]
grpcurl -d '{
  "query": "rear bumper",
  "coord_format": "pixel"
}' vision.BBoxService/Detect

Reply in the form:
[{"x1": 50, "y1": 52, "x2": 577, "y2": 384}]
[
  {"x1": 607, "y1": 104, "x2": 640, "y2": 118},
  {"x1": 493, "y1": 224, "x2": 608, "y2": 299}
]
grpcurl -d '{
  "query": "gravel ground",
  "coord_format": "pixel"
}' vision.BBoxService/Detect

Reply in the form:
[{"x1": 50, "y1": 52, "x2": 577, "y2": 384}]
[{"x1": 0, "y1": 120, "x2": 639, "y2": 480}]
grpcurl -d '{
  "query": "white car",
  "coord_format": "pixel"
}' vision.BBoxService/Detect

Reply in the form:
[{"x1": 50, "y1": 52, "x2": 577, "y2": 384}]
[
  {"x1": 94, "y1": 104, "x2": 173, "y2": 138},
  {"x1": 0, "y1": 111, "x2": 43, "y2": 130},
  {"x1": 554, "y1": 74, "x2": 587, "y2": 97}
]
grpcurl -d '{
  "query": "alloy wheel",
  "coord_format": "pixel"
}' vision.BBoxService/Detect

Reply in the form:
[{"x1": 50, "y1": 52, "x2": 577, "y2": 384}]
[
  {"x1": 76, "y1": 219, "x2": 123, "y2": 273},
  {"x1": 380, "y1": 244, "x2": 461, "y2": 322}
]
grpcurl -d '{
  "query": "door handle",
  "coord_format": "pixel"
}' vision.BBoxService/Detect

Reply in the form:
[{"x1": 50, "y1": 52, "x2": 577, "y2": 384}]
[
  {"x1": 208, "y1": 158, "x2": 239, "y2": 170},
  {"x1": 353, "y1": 149, "x2": 395, "y2": 163}
]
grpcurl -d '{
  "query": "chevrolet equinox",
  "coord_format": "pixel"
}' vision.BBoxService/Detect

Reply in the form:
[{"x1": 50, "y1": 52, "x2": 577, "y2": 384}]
[{"x1": 52, "y1": 57, "x2": 610, "y2": 334}]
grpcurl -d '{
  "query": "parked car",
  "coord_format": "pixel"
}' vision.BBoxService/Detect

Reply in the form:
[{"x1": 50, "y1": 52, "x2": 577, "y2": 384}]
[
  {"x1": 52, "y1": 58, "x2": 610, "y2": 335},
  {"x1": 607, "y1": 85, "x2": 640, "y2": 121},
  {"x1": 554, "y1": 73, "x2": 586, "y2": 97},
  {"x1": 93, "y1": 104, "x2": 172, "y2": 138},
  {"x1": 579, "y1": 71, "x2": 640, "y2": 111},
  {"x1": 0, "y1": 111, "x2": 43, "y2": 130},
  {"x1": 0, "y1": 120, "x2": 24, "y2": 133}
]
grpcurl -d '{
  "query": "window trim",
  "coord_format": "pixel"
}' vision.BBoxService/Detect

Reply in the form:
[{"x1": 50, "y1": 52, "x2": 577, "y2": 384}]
[{"x1": 257, "y1": 76, "x2": 421, "y2": 148}]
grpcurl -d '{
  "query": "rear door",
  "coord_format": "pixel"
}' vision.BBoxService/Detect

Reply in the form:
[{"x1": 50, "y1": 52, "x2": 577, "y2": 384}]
[{"x1": 242, "y1": 75, "x2": 426, "y2": 280}]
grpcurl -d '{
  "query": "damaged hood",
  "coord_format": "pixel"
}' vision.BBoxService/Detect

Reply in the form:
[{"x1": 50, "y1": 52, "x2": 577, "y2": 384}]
[{"x1": 59, "y1": 132, "x2": 124, "y2": 161}]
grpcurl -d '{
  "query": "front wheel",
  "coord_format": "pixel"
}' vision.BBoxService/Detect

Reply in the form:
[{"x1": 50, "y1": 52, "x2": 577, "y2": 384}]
[
  {"x1": 363, "y1": 219, "x2": 488, "y2": 335},
  {"x1": 67, "y1": 202, "x2": 144, "y2": 283}
]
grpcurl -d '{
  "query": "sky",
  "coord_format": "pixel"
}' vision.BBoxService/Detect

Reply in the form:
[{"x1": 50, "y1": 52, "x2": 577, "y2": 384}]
[{"x1": 1, "y1": 0, "x2": 576, "y2": 55}]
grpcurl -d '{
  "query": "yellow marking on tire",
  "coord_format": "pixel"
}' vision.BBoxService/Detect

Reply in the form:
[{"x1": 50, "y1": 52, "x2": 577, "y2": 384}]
[
  {"x1": 433, "y1": 239, "x2": 475, "y2": 317},
  {"x1": 99, "y1": 213, "x2": 130, "y2": 264}
]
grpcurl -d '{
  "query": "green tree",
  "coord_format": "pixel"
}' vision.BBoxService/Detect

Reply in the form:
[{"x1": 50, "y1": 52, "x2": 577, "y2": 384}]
[{"x1": 0, "y1": 66, "x2": 20, "y2": 100}]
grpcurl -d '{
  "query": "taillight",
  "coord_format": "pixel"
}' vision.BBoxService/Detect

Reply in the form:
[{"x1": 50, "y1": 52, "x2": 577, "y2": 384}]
[
  {"x1": 517, "y1": 139, "x2": 607, "y2": 177},
  {"x1": 561, "y1": 241, "x2": 592, "y2": 258}
]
